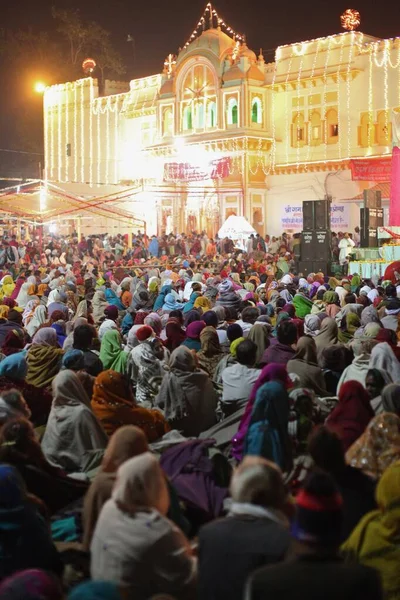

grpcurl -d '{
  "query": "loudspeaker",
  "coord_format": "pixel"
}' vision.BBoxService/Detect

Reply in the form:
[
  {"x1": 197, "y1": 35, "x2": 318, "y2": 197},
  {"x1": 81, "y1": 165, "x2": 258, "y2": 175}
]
[
  {"x1": 361, "y1": 208, "x2": 384, "y2": 230},
  {"x1": 301, "y1": 231, "x2": 315, "y2": 261},
  {"x1": 314, "y1": 229, "x2": 331, "y2": 261},
  {"x1": 303, "y1": 201, "x2": 314, "y2": 230},
  {"x1": 363, "y1": 189, "x2": 382, "y2": 209},
  {"x1": 313, "y1": 260, "x2": 331, "y2": 275},
  {"x1": 315, "y1": 199, "x2": 331, "y2": 230},
  {"x1": 360, "y1": 227, "x2": 378, "y2": 248},
  {"x1": 298, "y1": 261, "x2": 314, "y2": 277}
]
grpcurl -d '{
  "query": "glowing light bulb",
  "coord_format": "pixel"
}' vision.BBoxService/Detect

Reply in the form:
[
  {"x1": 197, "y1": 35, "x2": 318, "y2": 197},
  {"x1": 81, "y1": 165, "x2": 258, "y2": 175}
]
[{"x1": 35, "y1": 82, "x2": 46, "y2": 94}]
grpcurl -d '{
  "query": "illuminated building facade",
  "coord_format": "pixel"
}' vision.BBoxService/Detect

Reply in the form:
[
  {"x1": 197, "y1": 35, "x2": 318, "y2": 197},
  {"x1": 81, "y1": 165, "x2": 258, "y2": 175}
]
[{"x1": 43, "y1": 7, "x2": 400, "y2": 236}]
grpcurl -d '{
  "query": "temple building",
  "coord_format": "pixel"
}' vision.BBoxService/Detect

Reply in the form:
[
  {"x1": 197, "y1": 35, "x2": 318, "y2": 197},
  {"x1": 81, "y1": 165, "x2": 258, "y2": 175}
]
[{"x1": 43, "y1": 5, "x2": 400, "y2": 236}]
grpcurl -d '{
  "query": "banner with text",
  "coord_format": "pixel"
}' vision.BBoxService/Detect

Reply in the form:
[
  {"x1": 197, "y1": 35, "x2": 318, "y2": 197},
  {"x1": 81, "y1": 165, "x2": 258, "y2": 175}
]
[
  {"x1": 163, "y1": 157, "x2": 231, "y2": 182},
  {"x1": 350, "y1": 158, "x2": 392, "y2": 182},
  {"x1": 281, "y1": 203, "x2": 350, "y2": 231}
]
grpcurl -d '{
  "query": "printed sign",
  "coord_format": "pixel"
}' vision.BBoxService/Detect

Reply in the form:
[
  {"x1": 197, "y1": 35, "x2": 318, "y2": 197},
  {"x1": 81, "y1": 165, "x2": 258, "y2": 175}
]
[
  {"x1": 281, "y1": 203, "x2": 349, "y2": 231},
  {"x1": 350, "y1": 158, "x2": 391, "y2": 182},
  {"x1": 163, "y1": 157, "x2": 231, "y2": 182}
]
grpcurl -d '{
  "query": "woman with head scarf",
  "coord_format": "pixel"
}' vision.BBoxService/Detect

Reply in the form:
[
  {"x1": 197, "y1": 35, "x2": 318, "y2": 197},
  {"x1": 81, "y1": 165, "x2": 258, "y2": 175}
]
[
  {"x1": 338, "y1": 312, "x2": 361, "y2": 344},
  {"x1": 0, "y1": 417, "x2": 88, "y2": 515},
  {"x1": 143, "y1": 312, "x2": 162, "y2": 337},
  {"x1": 99, "y1": 329, "x2": 128, "y2": 374},
  {"x1": 365, "y1": 368, "x2": 392, "y2": 414},
  {"x1": 1, "y1": 329, "x2": 24, "y2": 357},
  {"x1": 16, "y1": 281, "x2": 33, "y2": 309},
  {"x1": 0, "y1": 275, "x2": 15, "y2": 300},
  {"x1": 42, "y1": 370, "x2": 108, "y2": 474},
  {"x1": 22, "y1": 300, "x2": 38, "y2": 327},
  {"x1": 231, "y1": 363, "x2": 291, "y2": 462},
  {"x1": 11, "y1": 276, "x2": 25, "y2": 302},
  {"x1": 304, "y1": 314, "x2": 321, "y2": 336},
  {"x1": 155, "y1": 346, "x2": 218, "y2": 436},
  {"x1": 25, "y1": 328, "x2": 64, "y2": 389},
  {"x1": 82, "y1": 426, "x2": 148, "y2": 550},
  {"x1": 0, "y1": 465, "x2": 62, "y2": 580},
  {"x1": 342, "y1": 460, "x2": 400, "y2": 598},
  {"x1": 92, "y1": 290, "x2": 108, "y2": 326},
  {"x1": 243, "y1": 381, "x2": 292, "y2": 472},
  {"x1": 194, "y1": 295, "x2": 211, "y2": 314},
  {"x1": 247, "y1": 322, "x2": 271, "y2": 367},
  {"x1": 104, "y1": 286, "x2": 125, "y2": 311},
  {"x1": 90, "y1": 453, "x2": 195, "y2": 599},
  {"x1": 197, "y1": 326, "x2": 224, "y2": 379},
  {"x1": 215, "y1": 279, "x2": 241, "y2": 314},
  {"x1": 92, "y1": 369, "x2": 169, "y2": 440},
  {"x1": 182, "y1": 320, "x2": 206, "y2": 352},
  {"x1": 68, "y1": 581, "x2": 120, "y2": 600},
  {"x1": 162, "y1": 292, "x2": 184, "y2": 313},
  {"x1": 381, "y1": 383, "x2": 400, "y2": 416},
  {"x1": 128, "y1": 326, "x2": 168, "y2": 406},
  {"x1": 292, "y1": 287, "x2": 313, "y2": 319},
  {"x1": 25, "y1": 305, "x2": 47, "y2": 339},
  {"x1": 287, "y1": 336, "x2": 328, "y2": 396},
  {"x1": 326, "y1": 380, "x2": 375, "y2": 451},
  {"x1": 376, "y1": 328, "x2": 400, "y2": 361},
  {"x1": 165, "y1": 317, "x2": 186, "y2": 352},
  {"x1": 370, "y1": 342, "x2": 400, "y2": 383},
  {"x1": 0, "y1": 569, "x2": 63, "y2": 600},
  {"x1": 153, "y1": 284, "x2": 172, "y2": 312},
  {"x1": 323, "y1": 291, "x2": 341, "y2": 319},
  {"x1": 0, "y1": 354, "x2": 52, "y2": 426},
  {"x1": 314, "y1": 317, "x2": 338, "y2": 359}
]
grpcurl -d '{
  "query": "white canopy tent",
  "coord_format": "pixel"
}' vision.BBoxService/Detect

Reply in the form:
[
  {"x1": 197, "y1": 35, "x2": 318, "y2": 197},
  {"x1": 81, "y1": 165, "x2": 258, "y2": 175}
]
[{"x1": 218, "y1": 215, "x2": 257, "y2": 250}]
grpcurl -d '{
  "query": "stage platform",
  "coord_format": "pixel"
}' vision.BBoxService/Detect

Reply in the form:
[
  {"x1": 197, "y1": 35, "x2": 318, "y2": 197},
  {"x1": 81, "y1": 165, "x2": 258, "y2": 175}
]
[{"x1": 349, "y1": 244, "x2": 400, "y2": 277}]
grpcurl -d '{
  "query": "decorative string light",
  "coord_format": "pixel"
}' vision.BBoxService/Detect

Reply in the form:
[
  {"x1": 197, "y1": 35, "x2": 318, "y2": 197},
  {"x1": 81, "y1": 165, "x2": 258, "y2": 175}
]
[
  {"x1": 284, "y1": 53, "x2": 293, "y2": 165},
  {"x1": 368, "y1": 45, "x2": 373, "y2": 150},
  {"x1": 57, "y1": 88, "x2": 62, "y2": 182},
  {"x1": 346, "y1": 32, "x2": 355, "y2": 159},
  {"x1": 336, "y1": 35, "x2": 345, "y2": 160},
  {"x1": 305, "y1": 39, "x2": 321, "y2": 168},
  {"x1": 89, "y1": 79, "x2": 94, "y2": 186},
  {"x1": 295, "y1": 52, "x2": 304, "y2": 170},
  {"x1": 322, "y1": 36, "x2": 332, "y2": 162},
  {"x1": 97, "y1": 108, "x2": 101, "y2": 185},
  {"x1": 80, "y1": 82, "x2": 85, "y2": 182},
  {"x1": 114, "y1": 97, "x2": 119, "y2": 183},
  {"x1": 74, "y1": 84, "x2": 78, "y2": 182},
  {"x1": 384, "y1": 39, "x2": 390, "y2": 146},
  {"x1": 43, "y1": 92, "x2": 49, "y2": 181},
  {"x1": 105, "y1": 102, "x2": 110, "y2": 184},
  {"x1": 65, "y1": 85, "x2": 69, "y2": 181},
  {"x1": 49, "y1": 102, "x2": 54, "y2": 179},
  {"x1": 340, "y1": 9, "x2": 361, "y2": 31},
  {"x1": 182, "y1": 3, "x2": 244, "y2": 50}
]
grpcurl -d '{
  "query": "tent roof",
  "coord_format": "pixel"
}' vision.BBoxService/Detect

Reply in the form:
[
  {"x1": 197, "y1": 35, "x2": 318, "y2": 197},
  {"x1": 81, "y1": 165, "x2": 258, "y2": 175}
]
[
  {"x1": 218, "y1": 215, "x2": 256, "y2": 238},
  {"x1": 0, "y1": 180, "x2": 145, "y2": 227}
]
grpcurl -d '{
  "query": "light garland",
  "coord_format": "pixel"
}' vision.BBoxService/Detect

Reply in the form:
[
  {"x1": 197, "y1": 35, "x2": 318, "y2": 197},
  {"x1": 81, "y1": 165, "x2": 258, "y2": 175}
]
[
  {"x1": 336, "y1": 35, "x2": 345, "y2": 159},
  {"x1": 80, "y1": 82, "x2": 85, "y2": 183},
  {"x1": 384, "y1": 39, "x2": 389, "y2": 146},
  {"x1": 114, "y1": 96, "x2": 119, "y2": 183},
  {"x1": 368, "y1": 45, "x2": 373, "y2": 150},
  {"x1": 322, "y1": 35, "x2": 333, "y2": 162},
  {"x1": 295, "y1": 52, "x2": 304, "y2": 170},
  {"x1": 49, "y1": 103, "x2": 54, "y2": 179},
  {"x1": 43, "y1": 92, "x2": 49, "y2": 181},
  {"x1": 89, "y1": 79, "x2": 94, "y2": 186},
  {"x1": 305, "y1": 39, "x2": 321, "y2": 168},
  {"x1": 74, "y1": 84, "x2": 78, "y2": 182},
  {"x1": 65, "y1": 84, "x2": 69, "y2": 182},
  {"x1": 284, "y1": 53, "x2": 293, "y2": 165},
  {"x1": 57, "y1": 88, "x2": 62, "y2": 182},
  {"x1": 97, "y1": 108, "x2": 101, "y2": 186},
  {"x1": 346, "y1": 32, "x2": 355, "y2": 159},
  {"x1": 182, "y1": 3, "x2": 244, "y2": 50},
  {"x1": 105, "y1": 104, "x2": 110, "y2": 184}
]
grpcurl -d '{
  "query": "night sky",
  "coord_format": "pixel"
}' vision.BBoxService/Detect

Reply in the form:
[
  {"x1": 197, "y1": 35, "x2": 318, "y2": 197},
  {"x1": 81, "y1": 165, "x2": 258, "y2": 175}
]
[{"x1": 1, "y1": 0, "x2": 400, "y2": 176}]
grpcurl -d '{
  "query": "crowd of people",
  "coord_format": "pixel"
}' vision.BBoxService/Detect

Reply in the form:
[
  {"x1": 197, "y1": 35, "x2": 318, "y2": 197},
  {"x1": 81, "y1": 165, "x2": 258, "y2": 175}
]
[{"x1": 0, "y1": 229, "x2": 397, "y2": 599}]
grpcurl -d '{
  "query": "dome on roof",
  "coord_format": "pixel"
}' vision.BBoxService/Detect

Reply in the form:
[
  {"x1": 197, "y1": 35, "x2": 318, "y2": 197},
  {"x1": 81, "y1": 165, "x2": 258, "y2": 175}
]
[
  {"x1": 239, "y1": 43, "x2": 257, "y2": 62},
  {"x1": 178, "y1": 28, "x2": 236, "y2": 63}
]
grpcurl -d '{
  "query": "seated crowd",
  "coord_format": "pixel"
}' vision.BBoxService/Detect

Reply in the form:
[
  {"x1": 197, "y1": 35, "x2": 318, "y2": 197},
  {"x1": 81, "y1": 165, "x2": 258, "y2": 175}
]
[{"x1": 0, "y1": 260, "x2": 399, "y2": 599}]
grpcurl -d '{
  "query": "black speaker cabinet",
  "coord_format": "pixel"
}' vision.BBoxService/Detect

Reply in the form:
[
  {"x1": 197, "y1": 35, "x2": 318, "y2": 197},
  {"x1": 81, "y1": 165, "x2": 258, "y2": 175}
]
[
  {"x1": 303, "y1": 201, "x2": 314, "y2": 231},
  {"x1": 298, "y1": 261, "x2": 314, "y2": 277},
  {"x1": 360, "y1": 227, "x2": 378, "y2": 248},
  {"x1": 361, "y1": 208, "x2": 384, "y2": 230},
  {"x1": 363, "y1": 189, "x2": 382, "y2": 209},
  {"x1": 315, "y1": 199, "x2": 331, "y2": 230},
  {"x1": 313, "y1": 260, "x2": 331, "y2": 275},
  {"x1": 314, "y1": 229, "x2": 331, "y2": 261},
  {"x1": 301, "y1": 231, "x2": 315, "y2": 261}
]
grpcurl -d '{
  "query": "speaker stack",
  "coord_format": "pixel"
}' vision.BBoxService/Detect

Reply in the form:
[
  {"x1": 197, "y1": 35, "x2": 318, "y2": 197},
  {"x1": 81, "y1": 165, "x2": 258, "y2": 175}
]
[
  {"x1": 360, "y1": 190, "x2": 383, "y2": 248},
  {"x1": 299, "y1": 197, "x2": 332, "y2": 275}
]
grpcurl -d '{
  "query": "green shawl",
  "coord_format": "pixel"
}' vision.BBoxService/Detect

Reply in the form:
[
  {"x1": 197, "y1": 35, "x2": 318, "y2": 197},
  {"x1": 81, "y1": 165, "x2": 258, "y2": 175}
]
[
  {"x1": 337, "y1": 312, "x2": 361, "y2": 344},
  {"x1": 99, "y1": 330, "x2": 128, "y2": 374},
  {"x1": 293, "y1": 294, "x2": 313, "y2": 318}
]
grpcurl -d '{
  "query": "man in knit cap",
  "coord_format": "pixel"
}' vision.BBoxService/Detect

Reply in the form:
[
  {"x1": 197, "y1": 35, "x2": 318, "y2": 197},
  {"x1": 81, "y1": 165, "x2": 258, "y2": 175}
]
[{"x1": 245, "y1": 471, "x2": 382, "y2": 600}]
